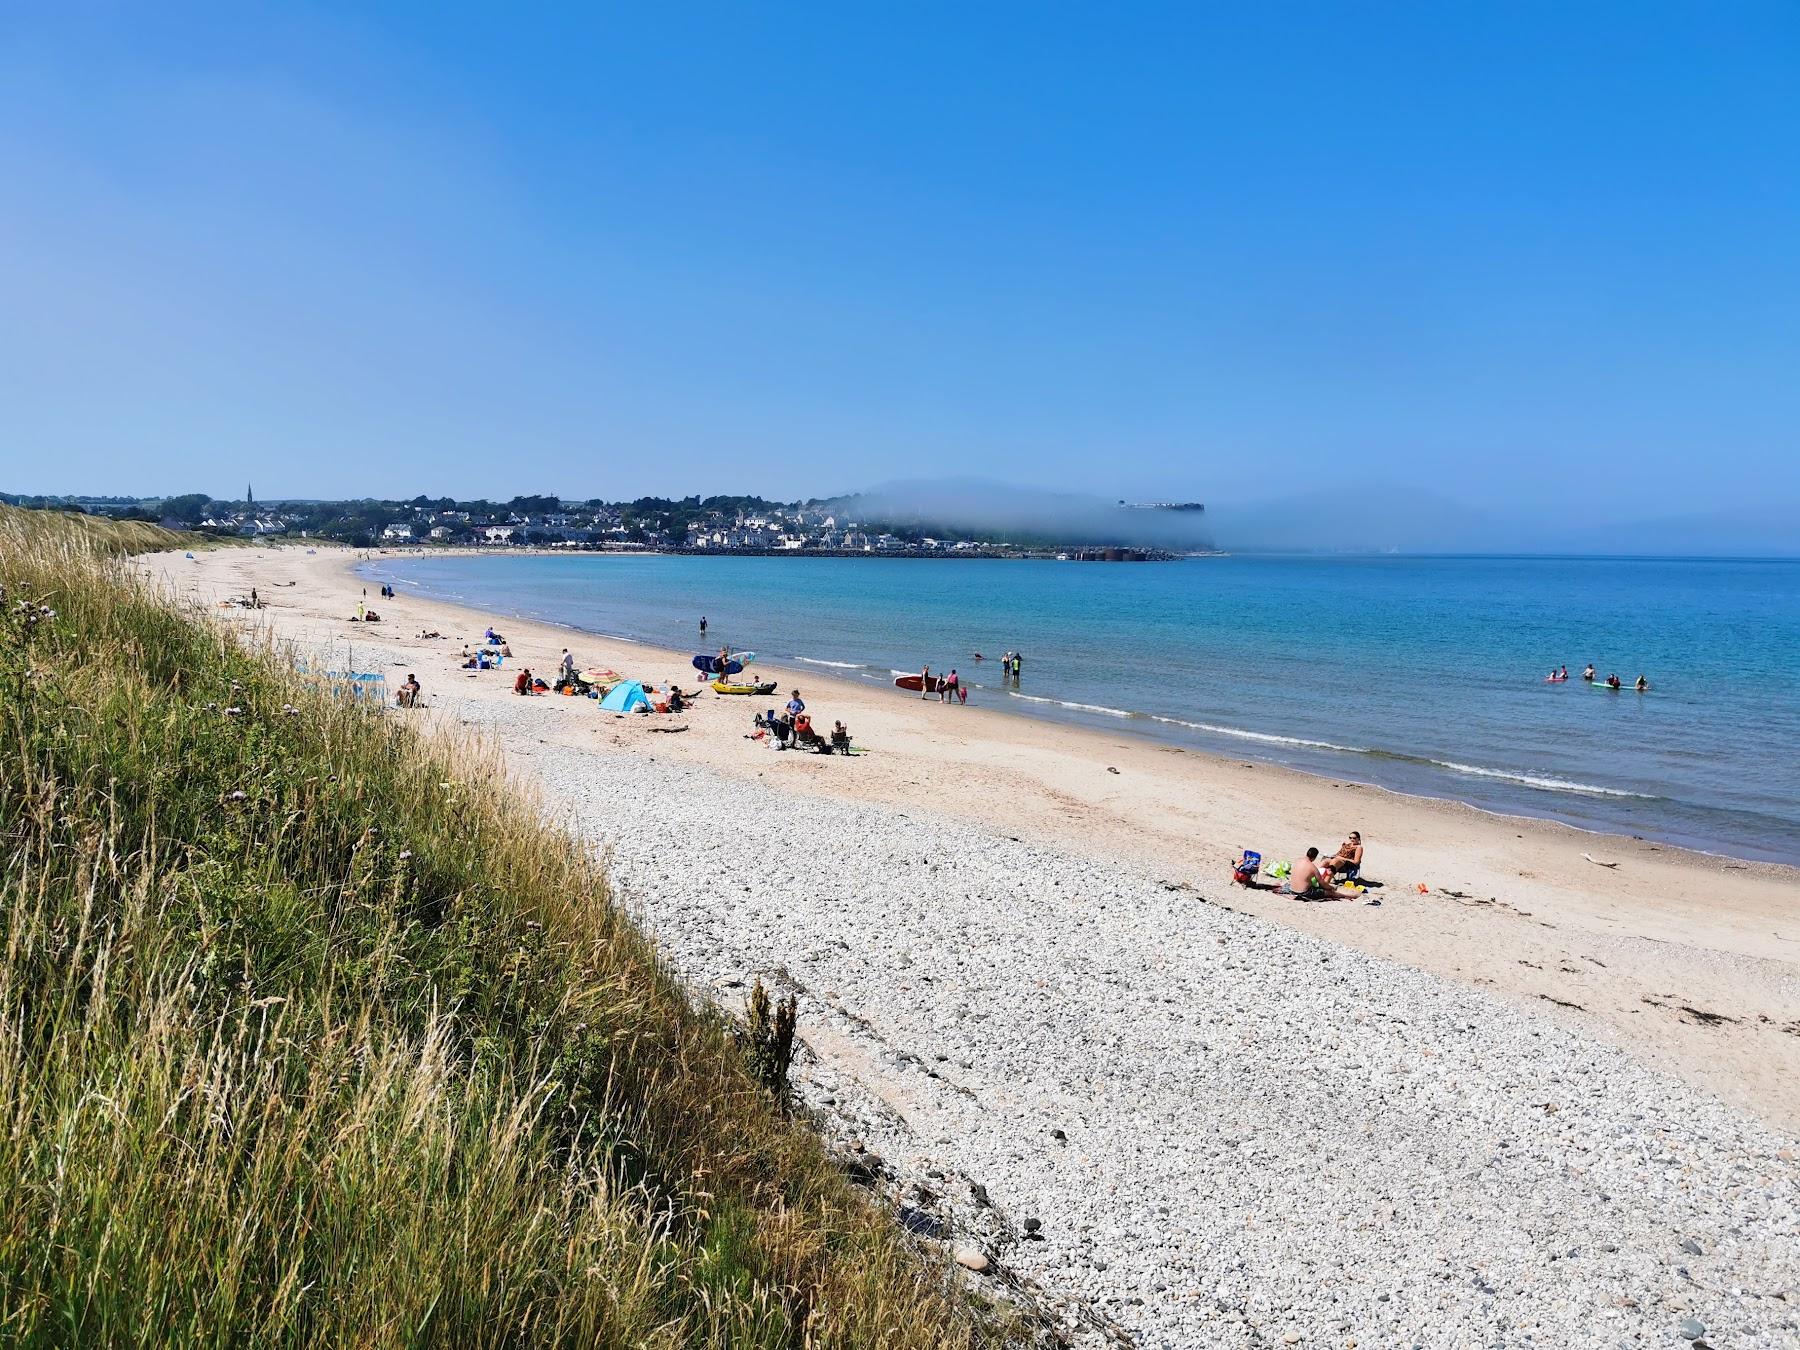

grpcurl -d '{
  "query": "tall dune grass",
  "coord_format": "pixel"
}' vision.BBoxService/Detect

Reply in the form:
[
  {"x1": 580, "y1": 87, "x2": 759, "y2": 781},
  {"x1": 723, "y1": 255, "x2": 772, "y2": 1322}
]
[
  {"x1": 0, "y1": 503, "x2": 200, "y2": 555},
  {"x1": 0, "y1": 508, "x2": 1002, "y2": 1346}
]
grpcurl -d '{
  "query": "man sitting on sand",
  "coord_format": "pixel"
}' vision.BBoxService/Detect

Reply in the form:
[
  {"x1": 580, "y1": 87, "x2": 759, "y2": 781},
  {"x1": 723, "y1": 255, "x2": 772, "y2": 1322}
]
[
  {"x1": 1324, "y1": 831, "x2": 1364, "y2": 880},
  {"x1": 396, "y1": 673, "x2": 422, "y2": 708},
  {"x1": 1288, "y1": 847, "x2": 1343, "y2": 900}
]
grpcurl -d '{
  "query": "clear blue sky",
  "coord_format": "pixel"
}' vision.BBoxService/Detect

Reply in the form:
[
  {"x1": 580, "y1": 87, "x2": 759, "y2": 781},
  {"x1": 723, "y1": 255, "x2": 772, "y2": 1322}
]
[{"x1": 2, "y1": 3, "x2": 1796, "y2": 528}]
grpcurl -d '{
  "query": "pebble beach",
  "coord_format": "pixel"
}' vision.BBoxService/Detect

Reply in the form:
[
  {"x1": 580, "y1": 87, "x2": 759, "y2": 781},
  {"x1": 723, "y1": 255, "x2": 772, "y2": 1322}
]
[
  {"x1": 510, "y1": 720, "x2": 1799, "y2": 1348},
  {"x1": 149, "y1": 546, "x2": 1800, "y2": 1347}
]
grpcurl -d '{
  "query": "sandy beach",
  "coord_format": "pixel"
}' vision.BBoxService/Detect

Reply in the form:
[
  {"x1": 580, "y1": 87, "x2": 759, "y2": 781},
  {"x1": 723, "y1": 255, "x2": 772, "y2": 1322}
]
[{"x1": 145, "y1": 544, "x2": 1800, "y2": 1345}]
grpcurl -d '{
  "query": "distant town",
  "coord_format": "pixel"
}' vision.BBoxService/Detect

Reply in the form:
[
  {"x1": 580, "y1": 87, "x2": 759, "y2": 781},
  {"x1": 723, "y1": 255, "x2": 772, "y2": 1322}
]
[{"x1": 1, "y1": 490, "x2": 1210, "y2": 560}]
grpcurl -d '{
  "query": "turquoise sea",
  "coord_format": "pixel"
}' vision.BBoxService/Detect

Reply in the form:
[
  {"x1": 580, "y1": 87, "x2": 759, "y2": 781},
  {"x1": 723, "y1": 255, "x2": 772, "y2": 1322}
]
[{"x1": 361, "y1": 553, "x2": 1800, "y2": 865}]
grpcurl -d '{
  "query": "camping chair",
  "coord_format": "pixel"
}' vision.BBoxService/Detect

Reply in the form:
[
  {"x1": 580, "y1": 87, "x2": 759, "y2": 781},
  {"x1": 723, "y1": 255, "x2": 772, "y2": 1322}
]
[{"x1": 1232, "y1": 850, "x2": 1262, "y2": 886}]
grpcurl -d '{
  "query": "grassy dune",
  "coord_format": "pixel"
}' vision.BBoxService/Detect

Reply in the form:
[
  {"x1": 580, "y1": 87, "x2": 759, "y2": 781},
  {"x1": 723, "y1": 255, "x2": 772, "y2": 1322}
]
[
  {"x1": 0, "y1": 508, "x2": 1000, "y2": 1346},
  {"x1": 0, "y1": 503, "x2": 201, "y2": 555}
]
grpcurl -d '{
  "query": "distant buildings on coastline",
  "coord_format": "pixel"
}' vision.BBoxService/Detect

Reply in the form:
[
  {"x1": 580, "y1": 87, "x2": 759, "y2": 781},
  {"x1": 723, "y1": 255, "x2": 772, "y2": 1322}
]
[{"x1": 1, "y1": 491, "x2": 1206, "y2": 559}]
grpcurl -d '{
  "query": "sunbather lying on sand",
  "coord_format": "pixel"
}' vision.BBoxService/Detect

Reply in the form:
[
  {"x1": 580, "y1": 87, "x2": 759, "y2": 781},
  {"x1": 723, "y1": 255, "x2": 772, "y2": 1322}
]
[{"x1": 1288, "y1": 847, "x2": 1343, "y2": 900}]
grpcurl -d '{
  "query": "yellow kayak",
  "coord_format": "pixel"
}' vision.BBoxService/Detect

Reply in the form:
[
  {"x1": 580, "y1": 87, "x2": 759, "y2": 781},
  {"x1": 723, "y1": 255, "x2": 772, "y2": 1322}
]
[{"x1": 712, "y1": 678, "x2": 777, "y2": 696}]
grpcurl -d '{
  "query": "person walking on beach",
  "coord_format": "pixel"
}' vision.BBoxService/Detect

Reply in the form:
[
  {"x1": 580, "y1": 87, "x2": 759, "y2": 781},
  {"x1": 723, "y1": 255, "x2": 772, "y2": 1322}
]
[
  {"x1": 786, "y1": 689, "x2": 806, "y2": 723},
  {"x1": 560, "y1": 648, "x2": 576, "y2": 683},
  {"x1": 919, "y1": 663, "x2": 931, "y2": 699}
]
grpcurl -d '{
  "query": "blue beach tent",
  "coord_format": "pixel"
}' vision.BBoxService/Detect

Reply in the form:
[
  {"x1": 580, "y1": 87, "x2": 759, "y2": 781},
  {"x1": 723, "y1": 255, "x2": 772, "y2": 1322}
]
[{"x1": 598, "y1": 680, "x2": 652, "y2": 713}]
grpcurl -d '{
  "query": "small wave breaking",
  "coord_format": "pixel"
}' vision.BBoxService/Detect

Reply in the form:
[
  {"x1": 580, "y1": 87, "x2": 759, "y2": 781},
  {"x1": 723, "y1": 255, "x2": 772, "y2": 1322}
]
[
  {"x1": 1426, "y1": 759, "x2": 1655, "y2": 799},
  {"x1": 796, "y1": 657, "x2": 867, "y2": 669},
  {"x1": 1105, "y1": 715, "x2": 1653, "y2": 800},
  {"x1": 1010, "y1": 692, "x2": 1135, "y2": 718},
  {"x1": 1149, "y1": 715, "x2": 1367, "y2": 754}
]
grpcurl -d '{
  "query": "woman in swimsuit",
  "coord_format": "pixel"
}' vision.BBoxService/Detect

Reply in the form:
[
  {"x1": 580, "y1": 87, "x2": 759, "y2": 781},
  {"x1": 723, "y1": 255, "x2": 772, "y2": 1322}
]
[{"x1": 1325, "y1": 832, "x2": 1364, "y2": 880}]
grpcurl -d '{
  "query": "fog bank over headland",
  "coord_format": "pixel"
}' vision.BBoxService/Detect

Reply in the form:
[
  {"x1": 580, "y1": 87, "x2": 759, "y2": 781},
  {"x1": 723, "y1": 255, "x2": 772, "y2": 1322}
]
[
  {"x1": 824, "y1": 480, "x2": 1216, "y2": 550},
  {"x1": 830, "y1": 479, "x2": 1799, "y2": 557}
]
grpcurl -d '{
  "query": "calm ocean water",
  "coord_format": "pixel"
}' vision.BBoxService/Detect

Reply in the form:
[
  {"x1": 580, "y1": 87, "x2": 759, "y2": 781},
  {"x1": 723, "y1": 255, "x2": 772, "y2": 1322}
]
[{"x1": 361, "y1": 553, "x2": 1800, "y2": 864}]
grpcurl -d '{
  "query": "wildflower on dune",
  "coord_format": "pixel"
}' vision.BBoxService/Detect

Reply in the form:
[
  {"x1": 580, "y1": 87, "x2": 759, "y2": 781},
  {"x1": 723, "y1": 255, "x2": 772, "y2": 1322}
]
[
  {"x1": 226, "y1": 790, "x2": 248, "y2": 802},
  {"x1": 224, "y1": 707, "x2": 244, "y2": 716},
  {"x1": 398, "y1": 850, "x2": 413, "y2": 861}
]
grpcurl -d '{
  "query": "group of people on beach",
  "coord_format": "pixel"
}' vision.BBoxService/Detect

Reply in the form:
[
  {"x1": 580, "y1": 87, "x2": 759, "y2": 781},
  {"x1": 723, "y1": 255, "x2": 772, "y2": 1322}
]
[
  {"x1": 1232, "y1": 831, "x2": 1368, "y2": 902},
  {"x1": 917, "y1": 665, "x2": 967, "y2": 704},
  {"x1": 753, "y1": 688, "x2": 853, "y2": 753},
  {"x1": 913, "y1": 649, "x2": 1024, "y2": 705},
  {"x1": 1548, "y1": 663, "x2": 1649, "y2": 691}
]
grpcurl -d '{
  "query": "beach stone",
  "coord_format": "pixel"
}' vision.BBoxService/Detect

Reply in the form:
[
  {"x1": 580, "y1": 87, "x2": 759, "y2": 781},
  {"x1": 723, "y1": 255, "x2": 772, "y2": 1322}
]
[
  {"x1": 1677, "y1": 1318, "x2": 1706, "y2": 1340},
  {"x1": 1023, "y1": 1217, "x2": 1042, "y2": 1233},
  {"x1": 954, "y1": 1246, "x2": 990, "y2": 1273},
  {"x1": 1679, "y1": 1238, "x2": 1703, "y2": 1255}
]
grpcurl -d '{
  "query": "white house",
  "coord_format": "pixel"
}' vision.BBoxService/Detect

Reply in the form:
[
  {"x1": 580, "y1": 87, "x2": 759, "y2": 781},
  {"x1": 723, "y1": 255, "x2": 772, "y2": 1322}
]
[
  {"x1": 483, "y1": 525, "x2": 516, "y2": 543},
  {"x1": 382, "y1": 523, "x2": 414, "y2": 541}
]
